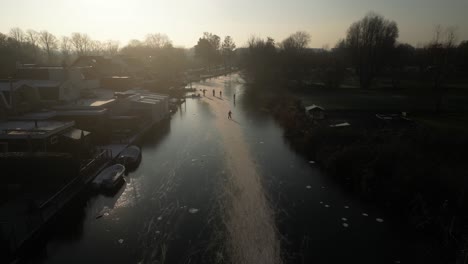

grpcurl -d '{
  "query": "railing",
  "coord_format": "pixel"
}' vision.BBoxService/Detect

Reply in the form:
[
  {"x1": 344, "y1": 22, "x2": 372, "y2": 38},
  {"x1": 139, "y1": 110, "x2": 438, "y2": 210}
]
[
  {"x1": 79, "y1": 149, "x2": 112, "y2": 182},
  {"x1": 1, "y1": 149, "x2": 113, "y2": 260},
  {"x1": 39, "y1": 149, "x2": 112, "y2": 218}
]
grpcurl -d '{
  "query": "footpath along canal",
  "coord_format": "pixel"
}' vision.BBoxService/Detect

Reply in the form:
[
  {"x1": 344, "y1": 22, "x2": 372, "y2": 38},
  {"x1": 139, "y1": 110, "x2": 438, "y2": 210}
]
[{"x1": 27, "y1": 74, "x2": 442, "y2": 264}]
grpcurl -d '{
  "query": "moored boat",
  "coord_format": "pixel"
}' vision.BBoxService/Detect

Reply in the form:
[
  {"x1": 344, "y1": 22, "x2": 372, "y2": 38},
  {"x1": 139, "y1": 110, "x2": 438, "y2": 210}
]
[
  {"x1": 117, "y1": 145, "x2": 141, "y2": 170},
  {"x1": 93, "y1": 164, "x2": 125, "y2": 190}
]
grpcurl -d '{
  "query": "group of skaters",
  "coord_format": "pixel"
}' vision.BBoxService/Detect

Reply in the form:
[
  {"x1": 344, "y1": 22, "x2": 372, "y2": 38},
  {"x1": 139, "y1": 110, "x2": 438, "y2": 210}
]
[
  {"x1": 199, "y1": 88, "x2": 223, "y2": 98},
  {"x1": 199, "y1": 88, "x2": 237, "y2": 102},
  {"x1": 199, "y1": 88, "x2": 237, "y2": 120}
]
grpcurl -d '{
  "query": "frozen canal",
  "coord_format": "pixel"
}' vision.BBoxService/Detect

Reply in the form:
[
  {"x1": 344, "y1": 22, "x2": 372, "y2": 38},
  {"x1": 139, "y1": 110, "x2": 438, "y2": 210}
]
[{"x1": 28, "y1": 74, "x2": 442, "y2": 264}]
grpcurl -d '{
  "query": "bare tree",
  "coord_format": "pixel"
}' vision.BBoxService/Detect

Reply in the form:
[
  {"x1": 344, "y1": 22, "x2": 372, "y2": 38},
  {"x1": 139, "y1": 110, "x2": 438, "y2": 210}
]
[
  {"x1": 103, "y1": 40, "x2": 120, "y2": 56},
  {"x1": 445, "y1": 26, "x2": 458, "y2": 49},
  {"x1": 39, "y1": 30, "x2": 58, "y2": 62},
  {"x1": 145, "y1": 33, "x2": 172, "y2": 49},
  {"x1": 245, "y1": 36, "x2": 278, "y2": 81},
  {"x1": 222, "y1": 36, "x2": 236, "y2": 69},
  {"x1": 427, "y1": 25, "x2": 459, "y2": 112},
  {"x1": 26, "y1": 29, "x2": 40, "y2": 61},
  {"x1": 203, "y1": 32, "x2": 221, "y2": 51},
  {"x1": 279, "y1": 31, "x2": 312, "y2": 84},
  {"x1": 222, "y1": 36, "x2": 236, "y2": 53},
  {"x1": 344, "y1": 12, "x2": 399, "y2": 89},
  {"x1": 61, "y1": 36, "x2": 71, "y2": 55},
  {"x1": 70, "y1": 32, "x2": 91, "y2": 55},
  {"x1": 60, "y1": 36, "x2": 73, "y2": 64},
  {"x1": 195, "y1": 32, "x2": 222, "y2": 69},
  {"x1": 128, "y1": 39, "x2": 142, "y2": 47},
  {"x1": 26, "y1": 30, "x2": 38, "y2": 46},
  {"x1": 281, "y1": 31, "x2": 311, "y2": 51},
  {"x1": 432, "y1": 25, "x2": 443, "y2": 45},
  {"x1": 89, "y1": 40, "x2": 103, "y2": 55},
  {"x1": 9, "y1": 27, "x2": 25, "y2": 44}
]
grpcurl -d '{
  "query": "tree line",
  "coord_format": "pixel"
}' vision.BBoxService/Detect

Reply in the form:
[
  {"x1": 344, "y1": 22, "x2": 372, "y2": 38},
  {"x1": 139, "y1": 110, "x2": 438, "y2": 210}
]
[
  {"x1": 3, "y1": 13, "x2": 468, "y2": 97},
  {"x1": 243, "y1": 12, "x2": 468, "y2": 95},
  {"x1": 0, "y1": 28, "x2": 121, "y2": 76},
  {"x1": 194, "y1": 32, "x2": 236, "y2": 70},
  {"x1": 0, "y1": 29, "x2": 238, "y2": 80}
]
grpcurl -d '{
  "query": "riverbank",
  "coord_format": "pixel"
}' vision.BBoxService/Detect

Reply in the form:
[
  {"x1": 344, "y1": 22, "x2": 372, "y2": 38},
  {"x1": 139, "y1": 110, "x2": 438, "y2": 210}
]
[{"x1": 245, "y1": 85, "x2": 468, "y2": 263}]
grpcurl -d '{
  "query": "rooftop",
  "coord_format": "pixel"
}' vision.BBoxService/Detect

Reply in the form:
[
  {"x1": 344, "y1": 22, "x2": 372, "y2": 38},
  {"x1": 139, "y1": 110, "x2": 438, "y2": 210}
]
[
  {"x1": 0, "y1": 80, "x2": 31, "y2": 91},
  {"x1": 0, "y1": 120, "x2": 74, "y2": 139},
  {"x1": 55, "y1": 108, "x2": 108, "y2": 116},
  {"x1": 123, "y1": 89, "x2": 168, "y2": 98},
  {"x1": 305, "y1": 104, "x2": 325, "y2": 111},
  {"x1": 75, "y1": 98, "x2": 116, "y2": 107},
  {"x1": 61, "y1": 128, "x2": 91, "y2": 140},
  {"x1": 25, "y1": 80, "x2": 62, "y2": 88},
  {"x1": 15, "y1": 67, "x2": 65, "y2": 81},
  {"x1": 134, "y1": 99, "x2": 159, "y2": 105},
  {"x1": 12, "y1": 111, "x2": 58, "y2": 120},
  {"x1": 131, "y1": 96, "x2": 163, "y2": 104},
  {"x1": 107, "y1": 76, "x2": 131, "y2": 79}
]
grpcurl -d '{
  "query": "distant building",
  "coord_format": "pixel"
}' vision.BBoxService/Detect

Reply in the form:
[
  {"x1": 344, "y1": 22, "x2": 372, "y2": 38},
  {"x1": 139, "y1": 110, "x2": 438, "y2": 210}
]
[
  {"x1": 45, "y1": 95, "x2": 117, "y2": 144},
  {"x1": 128, "y1": 92, "x2": 169, "y2": 123},
  {"x1": 72, "y1": 56, "x2": 148, "y2": 91},
  {"x1": 0, "y1": 120, "x2": 91, "y2": 153},
  {"x1": 0, "y1": 80, "x2": 41, "y2": 115},
  {"x1": 72, "y1": 55, "x2": 148, "y2": 79},
  {"x1": 14, "y1": 65, "x2": 89, "y2": 103},
  {"x1": 101, "y1": 76, "x2": 135, "y2": 91},
  {"x1": 72, "y1": 56, "x2": 122, "y2": 77},
  {"x1": 107, "y1": 90, "x2": 169, "y2": 141},
  {"x1": 113, "y1": 56, "x2": 150, "y2": 79},
  {"x1": 305, "y1": 104, "x2": 325, "y2": 120}
]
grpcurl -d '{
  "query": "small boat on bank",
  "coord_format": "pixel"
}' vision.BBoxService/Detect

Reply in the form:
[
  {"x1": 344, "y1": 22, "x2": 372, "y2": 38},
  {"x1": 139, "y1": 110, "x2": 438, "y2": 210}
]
[
  {"x1": 93, "y1": 164, "x2": 126, "y2": 190},
  {"x1": 117, "y1": 145, "x2": 141, "y2": 170}
]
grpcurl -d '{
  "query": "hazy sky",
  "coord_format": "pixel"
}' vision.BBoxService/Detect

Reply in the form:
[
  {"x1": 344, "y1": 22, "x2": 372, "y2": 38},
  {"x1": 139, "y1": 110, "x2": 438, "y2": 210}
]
[{"x1": 1, "y1": 0, "x2": 467, "y2": 48}]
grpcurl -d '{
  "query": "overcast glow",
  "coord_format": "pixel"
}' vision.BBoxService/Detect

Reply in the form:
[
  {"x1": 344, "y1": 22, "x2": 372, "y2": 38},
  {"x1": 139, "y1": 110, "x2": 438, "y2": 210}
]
[{"x1": 1, "y1": 0, "x2": 467, "y2": 48}]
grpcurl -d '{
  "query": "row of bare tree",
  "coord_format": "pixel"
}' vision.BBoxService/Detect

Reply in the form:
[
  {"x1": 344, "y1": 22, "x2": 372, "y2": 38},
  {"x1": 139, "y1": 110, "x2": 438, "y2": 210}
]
[
  {"x1": 6, "y1": 28, "x2": 120, "y2": 62},
  {"x1": 243, "y1": 12, "x2": 468, "y2": 94},
  {"x1": 0, "y1": 28, "x2": 239, "y2": 79}
]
